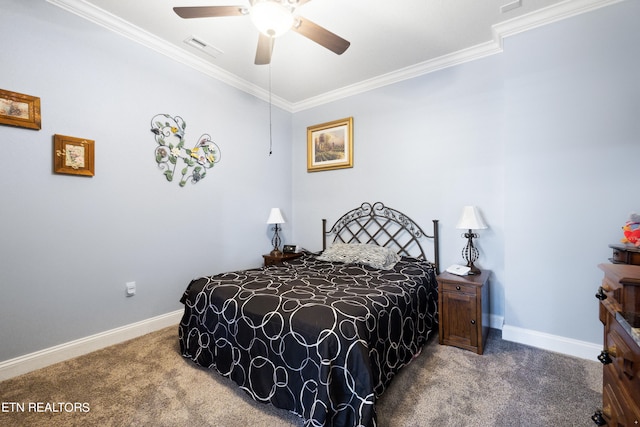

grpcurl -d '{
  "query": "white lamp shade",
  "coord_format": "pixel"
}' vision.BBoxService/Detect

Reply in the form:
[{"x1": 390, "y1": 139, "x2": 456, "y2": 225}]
[
  {"x1": 266, "y1": 208, "x2": 285, "y2": 224},
  {"x1": 251, "y1": 1, "x2": 294, "y2": 37},
  {"x1": 456, "y1": 206, "x2": 488, "y2": 230}
]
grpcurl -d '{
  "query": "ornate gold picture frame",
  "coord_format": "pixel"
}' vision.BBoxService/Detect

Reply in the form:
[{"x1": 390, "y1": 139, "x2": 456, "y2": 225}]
[
  {"x1": 54, "y1": 134, "x2": 95, "y2": 177},
  {"x1": 307, "y1": 117, "x2": 353, "y2": 172},
  {"x1": 0, "y1": 89, "x2": 41, "y2": 130}
]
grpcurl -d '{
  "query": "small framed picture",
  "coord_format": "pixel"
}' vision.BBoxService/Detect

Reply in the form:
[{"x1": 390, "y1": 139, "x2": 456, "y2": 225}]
[
  {"x1": 307, "y1": 117, "x2": 353, "y2": 172},
  {"x1": 0, "y1": 89, "x2": 41, "y2": 130},
  {"x1": 54, "y1": 134, "x2": 95, "y2": 177}
]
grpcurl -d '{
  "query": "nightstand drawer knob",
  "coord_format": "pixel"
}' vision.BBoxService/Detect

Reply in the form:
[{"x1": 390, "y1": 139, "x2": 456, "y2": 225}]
[
  {"x1": 456, "y1": 286, "x2": 461, "y2": 290},
  {"x1": 470, "y1": 319, "x2": 476, "y2": 325}
]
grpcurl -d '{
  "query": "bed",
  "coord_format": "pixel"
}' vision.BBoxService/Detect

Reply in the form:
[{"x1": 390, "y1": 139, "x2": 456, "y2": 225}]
[{"x1": 178, "y1": 202, "x2": 440, "y2": 426}]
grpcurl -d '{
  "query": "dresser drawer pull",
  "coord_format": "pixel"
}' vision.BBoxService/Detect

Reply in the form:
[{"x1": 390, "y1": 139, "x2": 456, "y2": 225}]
[
  {"x1": 590, "y1": 410, "x2": 606, "y2": 426},
  {"x1": 470, "y1": 319, "x2": 476, "y2": 325},
  {"x1": 456, "y1": 286, "x2": 461, "y2": 290},
  {"x1": 597, "y1": 350, "x2": 613, "y2": 365},
  {"x1": 595, "y1": 286, "x2": 607, "y2": 300},
  {"x1": 591, "y1": 411, "x2": 607, "y2": 426}
]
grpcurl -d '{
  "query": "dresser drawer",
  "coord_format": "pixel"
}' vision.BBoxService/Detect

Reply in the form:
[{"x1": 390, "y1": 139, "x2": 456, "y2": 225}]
[
  {"x1": 603, "y1": 366, "x2": 640, "y2": 426},
  {"x1": 599, "y1": 263, "x2": 640, "y2": 313},
  {"x1": 610, "y1": 244, "x2": 640, "y2": 266},
  {"x1": 601, "y1": 277, "x2": 623, "y2": 311},
  {"x1": 607, "y1": 319, "x2": 640, "y2": 400}
]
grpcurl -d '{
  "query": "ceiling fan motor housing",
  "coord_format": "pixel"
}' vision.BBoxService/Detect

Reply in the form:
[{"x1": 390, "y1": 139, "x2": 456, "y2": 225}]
[{"x1": 251, "y1": 0, "x2": 295, "y2": 37}]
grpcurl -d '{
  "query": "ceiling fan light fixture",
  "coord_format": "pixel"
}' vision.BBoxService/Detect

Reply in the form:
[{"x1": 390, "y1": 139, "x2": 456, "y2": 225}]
[{"x1": 250, "y1": 1, "x2": 294, "y2": 38}]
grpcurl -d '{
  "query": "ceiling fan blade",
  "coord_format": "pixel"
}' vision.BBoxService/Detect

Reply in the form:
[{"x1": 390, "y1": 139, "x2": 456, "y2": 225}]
[
  {"x1": 173, "y1": 6, "x2": 247, "y2": 19},
  {"x1": 292, "y1": 17, "x2": 350, "y2": 55},
  {"x1": 255, "y1": 33, "x2": 274, "y2": 65}
]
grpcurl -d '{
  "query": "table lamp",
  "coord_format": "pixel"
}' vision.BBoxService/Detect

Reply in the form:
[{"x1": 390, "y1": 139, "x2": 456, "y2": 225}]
[{"x1": 455, "y1": 206, "x2": 488, "y2": 275}]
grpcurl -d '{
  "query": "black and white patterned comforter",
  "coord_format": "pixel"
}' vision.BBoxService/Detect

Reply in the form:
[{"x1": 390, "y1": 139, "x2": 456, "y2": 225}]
[{"x1": 178, "y1": 253, "x2": 438, "y2": 427}]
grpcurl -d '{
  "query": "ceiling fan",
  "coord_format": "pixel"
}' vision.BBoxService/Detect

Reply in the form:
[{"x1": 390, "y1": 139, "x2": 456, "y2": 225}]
[{"x1": 173, "y1": 0, "x2": 350, "y2": 65}]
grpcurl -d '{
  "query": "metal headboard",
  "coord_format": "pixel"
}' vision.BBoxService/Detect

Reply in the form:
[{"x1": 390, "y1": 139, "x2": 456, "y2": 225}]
[{"x1": 322, "y1": 201, "x2": 439, "y2": 273}]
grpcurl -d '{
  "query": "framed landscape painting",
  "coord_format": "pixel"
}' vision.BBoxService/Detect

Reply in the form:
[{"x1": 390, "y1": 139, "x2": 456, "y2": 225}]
[
  {"x1": 0, "y1": 89, "x2": 41, "y2": 130},
  {"x1": 307, "y1": 117, "x2": 353, "y2": 172}
]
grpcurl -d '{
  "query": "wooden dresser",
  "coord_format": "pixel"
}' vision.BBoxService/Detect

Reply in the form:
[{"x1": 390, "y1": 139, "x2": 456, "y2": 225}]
[{"x1": 592, "y1": 263, "x2": 640, "y2": 426}]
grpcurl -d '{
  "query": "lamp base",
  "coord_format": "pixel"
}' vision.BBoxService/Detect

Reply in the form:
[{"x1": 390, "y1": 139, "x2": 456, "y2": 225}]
[
  {"x1": 270, "y1": 249, "x2": 283, "y2": 257},
  {"x1": 466, "y1": 262, "x2": 481, "y2": 275},
  {"x1": 461, "y1": 230, "x2": 482, "y2": 275}
]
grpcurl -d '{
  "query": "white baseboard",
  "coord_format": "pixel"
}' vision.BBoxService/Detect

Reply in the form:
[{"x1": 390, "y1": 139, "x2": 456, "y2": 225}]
[
  {"x1": 501, "y1": 324, "x2": 601, "y2": 361},
  {"x1": 0, "y1": 311, "x2": 600, "y2": 382},
  {"x1": 0, "y1": 309, "x2": 183, "y2": 381},
  {"x1": 489, "y1": 314, "x2": 504, "y2": 330}
]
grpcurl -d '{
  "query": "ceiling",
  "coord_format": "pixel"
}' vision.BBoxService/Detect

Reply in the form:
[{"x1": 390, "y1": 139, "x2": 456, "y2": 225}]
[{"x1": 47, "y1": 0, "x2": 618, "y2": 111}]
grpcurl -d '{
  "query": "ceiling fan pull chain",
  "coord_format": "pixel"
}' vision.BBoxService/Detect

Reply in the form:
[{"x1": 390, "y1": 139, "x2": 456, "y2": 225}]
[{"x1": 269, "y1": 62, "x2": 273, "y2": 156}]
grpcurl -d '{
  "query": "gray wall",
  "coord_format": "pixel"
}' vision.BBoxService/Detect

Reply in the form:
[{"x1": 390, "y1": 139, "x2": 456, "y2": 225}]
[
  {"x1": 291, "y1": 0, "x2": 640, "y2": 346},
  {"x1": 0, "y1": 0, "x2": 292, "y2": 361},
  {"x1": 502, "y1": 2, "x2": 639, "y2": 340}
]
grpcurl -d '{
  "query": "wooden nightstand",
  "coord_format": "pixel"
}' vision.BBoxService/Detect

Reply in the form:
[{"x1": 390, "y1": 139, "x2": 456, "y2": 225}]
[
  {"x1": 263, "y1": 252, "x2": 303, "y2": 266},
  {"x1": 437, "y1": 270, "x2": 490, "y2": 354}
]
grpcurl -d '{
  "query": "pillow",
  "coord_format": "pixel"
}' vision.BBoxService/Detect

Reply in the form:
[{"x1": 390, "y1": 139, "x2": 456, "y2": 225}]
[{"x1": 317, "y1": 243, "x2": 401, "y2": 270}]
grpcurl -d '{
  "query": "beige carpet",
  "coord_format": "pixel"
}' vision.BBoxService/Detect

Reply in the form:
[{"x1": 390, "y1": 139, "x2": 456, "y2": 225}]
[{"x1": 0, "y1": 327, "x2": 602, "y2": 426}]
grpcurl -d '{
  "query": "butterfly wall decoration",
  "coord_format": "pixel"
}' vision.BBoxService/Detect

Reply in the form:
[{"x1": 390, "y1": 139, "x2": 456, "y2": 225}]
[{"x1": 150, "y1": 114, "x2": 221, "y2": 187}]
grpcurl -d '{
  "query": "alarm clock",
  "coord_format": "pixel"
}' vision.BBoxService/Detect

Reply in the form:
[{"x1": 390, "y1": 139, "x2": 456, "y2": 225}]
[{"x1": 283, "y1": 245, "x2": 297, "y2": 254}]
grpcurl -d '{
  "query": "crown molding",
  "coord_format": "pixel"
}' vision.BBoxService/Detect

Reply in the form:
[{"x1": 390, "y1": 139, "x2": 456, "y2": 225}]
[
  {"x1": 493, "y1": 0, "x2": 623, "y2": 39},
  {"x1": 292, "y1": 0, "x2": 623, "y2": 112},
  {"x1": 291, "y1": 39, "x2": 503, "y2": 112},
  {"x1": 47, "y1": 0, "x2": 622, "y2": 113},
  {"x1": 45, "y1": 0, "x2": 289, "y2": 111}
]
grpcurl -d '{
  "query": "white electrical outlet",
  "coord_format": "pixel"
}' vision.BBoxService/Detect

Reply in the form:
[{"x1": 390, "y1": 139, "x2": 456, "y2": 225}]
[{"x1": 126, "y1": 281, "x2": 136, "y2": 297}]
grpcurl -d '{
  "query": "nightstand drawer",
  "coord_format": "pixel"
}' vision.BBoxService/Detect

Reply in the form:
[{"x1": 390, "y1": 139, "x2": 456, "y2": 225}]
[
  {"x1": 263, "y1": 252, "x2": 303, "y2": 266},
  {"x1": 441, "y1": 282, "x2": 476, "y2": 295}
]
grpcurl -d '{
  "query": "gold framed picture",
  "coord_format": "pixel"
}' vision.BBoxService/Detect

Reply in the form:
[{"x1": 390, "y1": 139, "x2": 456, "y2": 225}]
[
  {"x1": 54, "y1": 134, "x2": 95, "y2": 177},
  {"x1": 0, "y1": 89, "x2": 41, "y2": 130},
  {"x1": 307, "y1": 117, "x2": 353, "y2": 172}
]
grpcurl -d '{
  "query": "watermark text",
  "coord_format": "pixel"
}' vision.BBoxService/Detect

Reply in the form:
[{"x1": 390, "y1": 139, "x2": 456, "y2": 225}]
[{"x1": 2, "y1": 401, "x2": 90, "y2": 413}]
